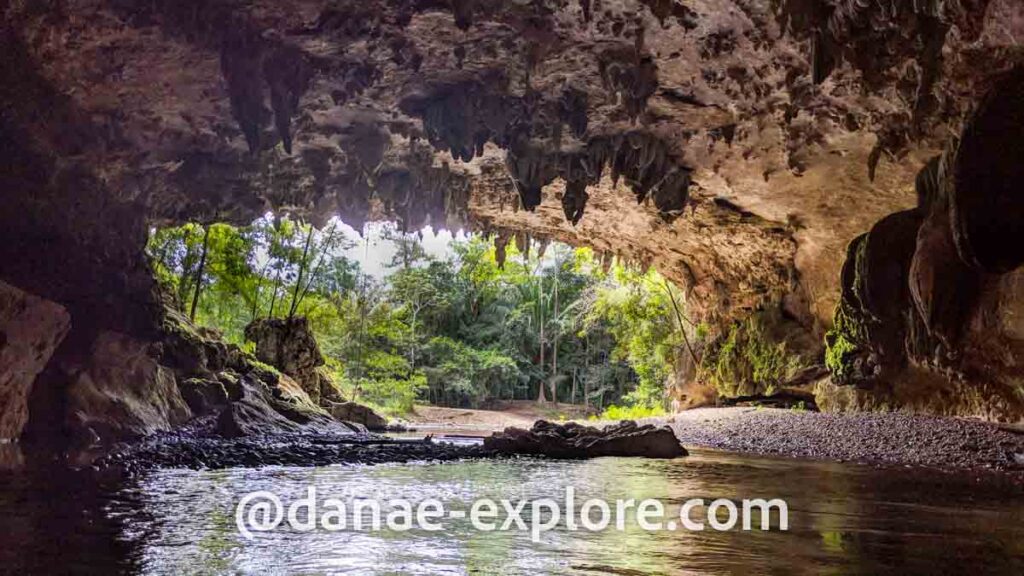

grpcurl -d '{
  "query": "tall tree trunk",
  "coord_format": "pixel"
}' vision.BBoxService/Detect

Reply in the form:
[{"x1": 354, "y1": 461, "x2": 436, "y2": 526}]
[
  {"x1": 409, "y1": 306, "x2": 418, "y2": 370},
  {"x1": 268, "y1": 268, "x2": 282, "y2": 318},
  {"x1": 571, "y1": 367, "x2": 578, "y2": 405},
  {"x1": 177, "y1": 238, "x2": 198, "y2": 311},
  {"x1": 537, "y1": 276, "x2": 547, "y2": 403},
  {"x1": 550, "y1": 278, "x2": 559, "y2": 403},
  {"x1": 663, "y1": 280, "x2": 700, "y2": 370},
  {"x1": 189, "y1": 224, "x2": 212, "y2": 322},
  {"x1": 583, "y1": 333, "x2": 590, "y2": 411},
  {"x1": 295, "y1": 223, "x2": 339, "y2": 314},
  {"x1": 288, "y1": 224, "x2": 315, "y2": 319}
]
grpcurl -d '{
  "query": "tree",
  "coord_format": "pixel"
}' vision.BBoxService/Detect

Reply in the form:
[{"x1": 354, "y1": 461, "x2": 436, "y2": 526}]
[
  {"x1": 146, "y1": 217, "x2": 690, "y2": 415},
  {"x1": 381, "y1": 223, "x2": 428, "y2": 271},
  {"x1": 388, "y1": 262, "x2": 452, "y2": 369}
]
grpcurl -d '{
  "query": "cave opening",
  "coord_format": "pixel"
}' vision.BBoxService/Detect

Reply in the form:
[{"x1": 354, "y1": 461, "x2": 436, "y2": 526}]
[
  {"x1": 141, "y1": 213, "x2": 730, "y2": 425},
  {"x1": 2, "y1": 1, "x2": 1024, "y2": 572}
]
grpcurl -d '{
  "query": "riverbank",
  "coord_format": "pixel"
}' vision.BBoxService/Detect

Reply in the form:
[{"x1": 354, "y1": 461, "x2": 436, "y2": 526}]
[
  {"x1": 407, "y1": 403, "x2": 1024, "y2": 473},
  {"x1": 404, "y1": 401, "x2": 592, "y2": 432},
  {"x1": 662, "y1": 407, "x2": 1024, "y2": 472},
  {"x1": 72, "y1": 404, "x2": 1024, "y2": 476},
  {"x1": 93, "y1": 432, "x2": 483, "y2": 474}
]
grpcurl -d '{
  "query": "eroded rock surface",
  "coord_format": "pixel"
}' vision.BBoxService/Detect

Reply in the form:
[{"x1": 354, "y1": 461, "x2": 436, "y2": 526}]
[
  {"x1": 825, "y1": 73, "x2": 1024, "y2": 421},
  {"x1": 63, "y1": 330, "x2": 193, "y2": 442},
  {"x1": 245, "y1": 316, "x2": 340, "y2": 404},
  {"x1": 484, "y1": 420, "x2": 687, "y2": 459},
  {"x1": 243, "y1": 316, "x2": 387, "y2": 429},
  {"x1": 0, "y1": 281, "x2": 71, "y2": 441},
  {"x1": 2, "y1": 0, "x2": 1024, "y2": 437}
]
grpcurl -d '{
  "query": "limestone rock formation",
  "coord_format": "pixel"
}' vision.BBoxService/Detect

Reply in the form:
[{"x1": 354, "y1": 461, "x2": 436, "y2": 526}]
[
  {"x1": 0, "y1": 281, "x2": 71, "y2": 441},
  {"x1": 245, "y1": 317, "x2": 337, "y2": 403},
  {"x1": 2, "y1": 0, "x2": 1024, "y2": 440},
  {"x1": 825, "y1": 72, "x2": 1024, "y2": 421},
  {"x1": 62, "y1": 331, "x2": 193, "y2": 442},
  {"x1": 215, "y1": 374, "x2": 344, "y2": 438},
  {"x1": 244, "y1": 316, "x2": 386, "y2": 429},
  {"x1": 484, "y1": 420, "x2": 687, "y2": 459}
]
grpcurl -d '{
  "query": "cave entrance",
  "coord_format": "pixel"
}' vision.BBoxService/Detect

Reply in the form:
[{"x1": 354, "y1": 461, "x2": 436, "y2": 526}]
[{"x1": 146, "y1": 214, "x2": 708, "y2": 422}]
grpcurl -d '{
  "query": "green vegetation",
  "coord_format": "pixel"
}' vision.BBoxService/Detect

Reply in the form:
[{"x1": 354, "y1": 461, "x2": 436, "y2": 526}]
[
  {"x1": 591, "y1": 403, "x2": 668, "y2": 421},
  {"x1": 699, "y1": 312, "x2": 808, "y2": 397},
  {"x1": 147, "y1": 217, "x2": 696, "y2": 415},
  {"x1": 824, "y1": 300, "x2": 867, "y2": 383}
]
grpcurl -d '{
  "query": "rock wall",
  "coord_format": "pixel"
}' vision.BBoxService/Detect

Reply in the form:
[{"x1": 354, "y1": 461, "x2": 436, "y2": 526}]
[
  {"x1": 0, "y1": 281, "x2": 71, "y2": 441},
  {"x1": 823, "y1": 70, "x2": 1024, "y2": 422},
  {"x1": 1, "y1": 0, "x2": 1023, "y2": 438}
]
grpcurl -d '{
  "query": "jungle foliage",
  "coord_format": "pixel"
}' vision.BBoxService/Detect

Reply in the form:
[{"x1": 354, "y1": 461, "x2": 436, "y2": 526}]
[{"x1": 147, "y1": 216, "x2": 696, "y2": 415}]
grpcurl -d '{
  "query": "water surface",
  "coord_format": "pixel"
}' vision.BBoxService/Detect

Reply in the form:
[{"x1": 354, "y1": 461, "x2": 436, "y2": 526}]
[{"x1": 2, "y1": 449, "x2": 1022, "y2": 575}]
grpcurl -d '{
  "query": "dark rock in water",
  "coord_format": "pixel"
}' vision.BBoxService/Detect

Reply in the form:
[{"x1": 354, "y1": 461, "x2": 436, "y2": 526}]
[
  {"x1": 217, "y1": 398, "x2": 303, "y2": 438},
  {"x1": 484, "y1": 420, "x2": 687, "y2": 459},
  {"x1": 326, "y1": 401, "x2": 388, "y2": 432}
]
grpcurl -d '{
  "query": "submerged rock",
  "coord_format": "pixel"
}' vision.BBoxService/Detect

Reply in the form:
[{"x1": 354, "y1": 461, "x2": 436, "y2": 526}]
[{"x1": 484, "y1": 420, "x2": 687, "y2": 459}]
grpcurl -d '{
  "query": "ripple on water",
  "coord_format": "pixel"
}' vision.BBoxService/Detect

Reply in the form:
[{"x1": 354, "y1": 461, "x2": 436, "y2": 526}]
[{"x1": 3, "y1": 450, "x2": 1023, "y2": 575}]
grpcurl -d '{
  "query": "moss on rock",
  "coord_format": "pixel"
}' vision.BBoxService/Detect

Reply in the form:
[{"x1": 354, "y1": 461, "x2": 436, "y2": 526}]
[{"x1": 700, "y1": 308, "x2": 815, "y2": 398}]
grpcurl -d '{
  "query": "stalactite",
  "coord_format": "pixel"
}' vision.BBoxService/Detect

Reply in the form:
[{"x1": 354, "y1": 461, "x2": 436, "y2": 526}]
[
  {"x1": 562, "y1": 179, "x2": 589, "y2": 225},
  {"x1": 451, "y1": 0, "x2": 474, "y2": 31},
  {"x1": 494, "y1": 231, "x2": 511, "y2": 269}
]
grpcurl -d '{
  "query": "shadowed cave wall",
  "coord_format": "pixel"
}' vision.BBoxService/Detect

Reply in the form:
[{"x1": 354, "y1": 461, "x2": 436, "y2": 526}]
[{"x1": 2, "y1": 0, "x2": 1024, "y2": 451}]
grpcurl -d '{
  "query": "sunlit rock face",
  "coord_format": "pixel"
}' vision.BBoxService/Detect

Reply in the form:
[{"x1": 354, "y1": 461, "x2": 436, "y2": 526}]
[{"x1": 1, "y1": 0, "x2": 1023, "y2": 428}]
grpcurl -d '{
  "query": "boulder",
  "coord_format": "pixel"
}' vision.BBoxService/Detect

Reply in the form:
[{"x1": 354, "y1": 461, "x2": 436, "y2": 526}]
[
  {"x1": 326, "y1": 401, "x2": 388, "y2": 432},
  {"x1": 216, "y1": 396, "x2": 304, "y2": 438},
  {"x1": 64, "y1": 331, "x2": 192, "y2": 443},
  {"x1": 244, "y1": 317, "x2": 334, "y2": 403},
  {"x1": 215, "y1": 376, "x2": 351, "y2": 438},
  {"x1": 484, "y1": 420, "x2": 687, "y2": 459},
  {"x1": 178, "y1": 378, "x2": 230, "y2": 416},
  {"x1": 159, "y1": 304, "x2": 231, "y2": 378},
  {"x1": 0, "y1": 281, "x2": 71, "y2": 441}
]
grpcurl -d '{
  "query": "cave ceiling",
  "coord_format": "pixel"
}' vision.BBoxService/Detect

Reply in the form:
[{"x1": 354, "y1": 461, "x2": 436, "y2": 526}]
[{"x1": 3, "y1": 0, "x2": 1023, "y2": 325}]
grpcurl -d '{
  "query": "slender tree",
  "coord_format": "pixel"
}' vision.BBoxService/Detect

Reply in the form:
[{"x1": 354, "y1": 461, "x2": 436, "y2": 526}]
[
  {"x1": 288, "y1": 224, "x2": 315, "y2": 319},
  {"x1": 189, "y1": 223, "x2": 212, "y2": 321}
]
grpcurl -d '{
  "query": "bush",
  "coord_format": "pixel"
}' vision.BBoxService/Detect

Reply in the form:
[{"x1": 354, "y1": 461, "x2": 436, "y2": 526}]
[{"x1": 591, "y1": 403, "x2": 667, "y2": 421}]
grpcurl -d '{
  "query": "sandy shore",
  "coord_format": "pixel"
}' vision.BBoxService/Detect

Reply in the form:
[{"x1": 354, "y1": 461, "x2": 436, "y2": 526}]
[{"x1": 405, "y1": 401, "x2": 591, "y2": 432}]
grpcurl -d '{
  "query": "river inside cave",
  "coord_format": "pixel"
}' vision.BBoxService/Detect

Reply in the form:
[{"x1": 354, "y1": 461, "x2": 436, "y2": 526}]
[{"x1": 1, "y1": 448, "x2": 1022, "y2": 575}]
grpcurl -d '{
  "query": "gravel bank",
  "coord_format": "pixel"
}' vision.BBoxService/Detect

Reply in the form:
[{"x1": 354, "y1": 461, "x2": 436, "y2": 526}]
[
  {"x1": 664, "y1": 407, "x2": 1024, "y2": 472},
  {"x1": 88, "y1": 416, "x2": 488, "y2": 474}
]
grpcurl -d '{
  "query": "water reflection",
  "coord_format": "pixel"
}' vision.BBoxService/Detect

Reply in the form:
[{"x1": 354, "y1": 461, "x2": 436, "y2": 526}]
[{"x1": 2, "y1": 450, "x2": 1022, "y2": 574}]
